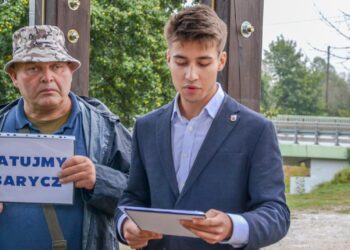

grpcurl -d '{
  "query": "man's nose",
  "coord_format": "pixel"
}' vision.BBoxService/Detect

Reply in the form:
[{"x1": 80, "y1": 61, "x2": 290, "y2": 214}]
[
  {"x1": 40, "y1": 68, "x2": 54, "y2": 83},
  {"x1": 185, "y1": 65, "x2": 199, "y2": 81}
]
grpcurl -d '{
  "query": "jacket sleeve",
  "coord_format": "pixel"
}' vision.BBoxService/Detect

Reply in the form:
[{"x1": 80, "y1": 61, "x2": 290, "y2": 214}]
[
  {"x1": 115, "y1": 119, "x2": 151, "y2": 225},
  {"x1": 242, "y1": 121, "x2": 290, "y2": 249},
  {"x1": 83, "y1": 121, "x2": 131, "y2": 216}
]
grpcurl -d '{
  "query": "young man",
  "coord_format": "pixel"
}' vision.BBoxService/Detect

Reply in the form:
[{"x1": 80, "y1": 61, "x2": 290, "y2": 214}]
[
  {"x1": 0, "y1": 25, "x2": 131, "y2": 250},
  {"x1": 117, "y1": 4, "x2": 290, "y2": 250}
]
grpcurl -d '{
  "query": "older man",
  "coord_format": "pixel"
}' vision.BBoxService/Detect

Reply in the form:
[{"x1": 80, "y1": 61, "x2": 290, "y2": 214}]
[{"x1": 0, "y1": 25, "x2": 131, "y2": 250}]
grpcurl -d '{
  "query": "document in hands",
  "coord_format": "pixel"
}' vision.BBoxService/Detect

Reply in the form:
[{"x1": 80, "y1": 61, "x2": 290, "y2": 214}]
[{"x1": 119, "y1": 206, "x2": 206, "y2": 238}]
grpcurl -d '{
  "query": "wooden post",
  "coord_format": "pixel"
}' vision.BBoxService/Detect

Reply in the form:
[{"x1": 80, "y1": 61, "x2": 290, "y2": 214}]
[
  {"x1": 202, "y1": 0, "x2": 264, "y2": 112},
  {"x1": 32, "y1": 0, "x2": 90, "y2": 96}
]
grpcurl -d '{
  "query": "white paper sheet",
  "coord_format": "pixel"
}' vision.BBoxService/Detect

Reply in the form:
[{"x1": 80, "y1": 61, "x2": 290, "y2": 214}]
[
  {"x1": 0, "y1": 133, "x2": 75, "y2": 204},
  {"x1": 119, "y1": 206, "x2": 206, "y2": 238}
]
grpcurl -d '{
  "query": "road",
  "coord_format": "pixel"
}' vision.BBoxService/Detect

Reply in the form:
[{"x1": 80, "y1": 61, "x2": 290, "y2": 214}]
[{"x1": 264, "y1": 210, "x2": 350, "y2": 250}]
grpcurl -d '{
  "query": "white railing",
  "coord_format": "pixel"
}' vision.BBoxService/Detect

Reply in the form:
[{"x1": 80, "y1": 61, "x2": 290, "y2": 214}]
[{"x1": 270, "y1": 115, "x2": 350, "y2": 145}]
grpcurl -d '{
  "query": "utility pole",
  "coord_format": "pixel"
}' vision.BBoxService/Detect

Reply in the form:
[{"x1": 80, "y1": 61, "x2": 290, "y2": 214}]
[{"x1": 326, "y1": 45, "x2": 330, "y2": 110}]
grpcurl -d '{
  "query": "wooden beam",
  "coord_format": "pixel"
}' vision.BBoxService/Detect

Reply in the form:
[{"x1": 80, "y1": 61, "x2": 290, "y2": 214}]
[
  {"x1": 33, "y1": 0, "x2": 90, "y2": 96},
  {"x1": 201, "y1": 0, "x2": 263, "y2": 112}
]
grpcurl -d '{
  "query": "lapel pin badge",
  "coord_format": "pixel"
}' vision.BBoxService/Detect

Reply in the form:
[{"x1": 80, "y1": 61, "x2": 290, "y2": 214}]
[{"x1": 229, "y1": 114, "x2": 237, "y2": 122}]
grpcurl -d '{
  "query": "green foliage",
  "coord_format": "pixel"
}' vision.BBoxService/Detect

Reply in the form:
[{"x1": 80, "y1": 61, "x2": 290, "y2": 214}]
[
  {"x1": 263, "y1": 35, "x2": 350, "y2": 118},
  {"x1": 332, "y1": 167, "x2": 350, "y2": 184},
  {"x1": 287, "y1": 182, "x2": 350, "y2": 212},
  {"x1": 263, "y1": 36, "x2": 325, "y2": 115},
  {"x1": 260, "y1": 73, "x2": 280, "y2": 118},
  {"x1": 311, "y1": 57, "x2": 350, "y2": 117},
  {"x1": 260, "y1": 72, "x2": 271, "y2": 112},
  {"x1": 90, "y1": 0, "x2": 181, "y2": 127},
  {"x1": 0, "y1": 0, "x2": 28, "y2": 104}
]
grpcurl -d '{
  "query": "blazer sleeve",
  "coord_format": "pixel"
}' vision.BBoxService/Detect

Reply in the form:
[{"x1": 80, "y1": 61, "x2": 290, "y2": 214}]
[
  {"x1": 116, "y1": 119, "x2": 151, "y2": 221},
  {"x1": 242, "y1": 121, "x2": 290, "y2": 250}
]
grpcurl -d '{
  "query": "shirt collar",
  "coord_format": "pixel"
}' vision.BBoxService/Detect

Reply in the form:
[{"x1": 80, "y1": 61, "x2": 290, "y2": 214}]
[
  {"x1": 15, "y1": 92, "x2": 81, "y2": 132},
  {"x1": 171, "y1": 83, "x2": 225, "y2": 121},
  {"x1": 15, "y1": 98, "x2": 29, "y2": 130}
]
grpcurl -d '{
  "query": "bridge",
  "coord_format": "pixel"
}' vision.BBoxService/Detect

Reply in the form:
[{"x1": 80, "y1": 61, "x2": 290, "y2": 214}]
[{"x1": 270, "y1": 115, "x2": 350, "y2": 194}]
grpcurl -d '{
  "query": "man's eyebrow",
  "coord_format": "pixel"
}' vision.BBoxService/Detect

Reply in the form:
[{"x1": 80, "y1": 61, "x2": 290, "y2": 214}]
[
  {"x1": 197, "y1": 56, "x2": 213, "y2": 60},
  {"x1": 173, "y1": 55, "x2": 213, "y2": 60},
  {"x1": 173, "y1": 55, "x2": 187, "y2": 59}
]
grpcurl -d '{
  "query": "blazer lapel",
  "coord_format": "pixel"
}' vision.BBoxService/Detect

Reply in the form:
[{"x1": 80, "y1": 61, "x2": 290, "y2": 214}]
[
  {"x1": 178, "y1": 95, "x2": 241, "y2": 200},
  {"x1": 156, "y1": 103, "x2": 180, "y2": 198}
]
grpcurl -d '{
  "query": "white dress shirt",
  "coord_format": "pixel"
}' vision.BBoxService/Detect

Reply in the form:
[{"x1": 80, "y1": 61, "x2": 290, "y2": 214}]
[{"x1": 171, "y1": 84, "x2": 249, "y2": 247}]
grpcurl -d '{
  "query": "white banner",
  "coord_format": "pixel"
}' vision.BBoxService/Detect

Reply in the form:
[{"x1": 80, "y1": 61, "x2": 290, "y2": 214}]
[{"x1": 0, "y1": 133, "x2": 74, "y2": 204}]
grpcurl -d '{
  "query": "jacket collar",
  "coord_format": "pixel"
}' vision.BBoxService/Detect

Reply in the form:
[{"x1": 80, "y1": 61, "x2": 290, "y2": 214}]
[
  {"x1": 177, "y1": 95, "x2": 241, "y2": 200},
  {"x1": 156, "y1": 102, "x2": 180, "y2": 198},
  {"x1": 156, "y1": 94, "x2": 241, "y2": 200}
]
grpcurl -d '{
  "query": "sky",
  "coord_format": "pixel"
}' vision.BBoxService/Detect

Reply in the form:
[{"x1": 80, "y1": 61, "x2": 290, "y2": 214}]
[{"x1": 263, "y1": 0, "x2": 350, "y2": 75}]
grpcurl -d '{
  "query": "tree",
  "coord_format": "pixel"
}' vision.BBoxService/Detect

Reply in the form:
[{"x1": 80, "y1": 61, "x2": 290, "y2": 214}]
[
  {"x1": 263, "y1": 35, "x2": 325, "y2": 115},
  {"x1": 311, "y1": 9, "x2": 350, "y2": 116},
  {"x1": 260, "y1": 72, "x2": 271, "y2": 112},
  {"x1": 0, "y1": 0, "x2": 28, "y2": 104},
  {"x1": 90, "y1": 0, "x2": 181, "y2": 127},
  {"x1": 311, "y1": 56, "x2": 350, "y2": 116}
]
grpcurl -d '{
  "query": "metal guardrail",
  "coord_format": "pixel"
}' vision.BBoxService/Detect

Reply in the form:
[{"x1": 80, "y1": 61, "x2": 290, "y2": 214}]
[{"x1": 270, "y1": 115, "x2": 350, "y2": 145}]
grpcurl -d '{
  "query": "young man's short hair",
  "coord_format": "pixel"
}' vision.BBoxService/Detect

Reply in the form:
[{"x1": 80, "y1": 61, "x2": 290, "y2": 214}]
[{"x1": 164, "y1": 4, "x2": 227, "y2": 52}]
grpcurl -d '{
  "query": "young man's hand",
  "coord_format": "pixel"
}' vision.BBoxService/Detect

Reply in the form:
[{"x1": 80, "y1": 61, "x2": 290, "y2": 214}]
[
  {"x1": 122, "y1": 218, "x2": 163, "y2": 249},
  {"x1": 180, "y1": 209, "x2": 233, "y2": 244},
  {"x1": 0, "y1": 203, "x2": 3, "y2": 213}
]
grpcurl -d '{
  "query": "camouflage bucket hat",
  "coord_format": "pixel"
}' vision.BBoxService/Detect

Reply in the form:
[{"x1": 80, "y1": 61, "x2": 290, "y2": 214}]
[{"x1": 4, "y1": 25, "x2": 81, "y2": 73}]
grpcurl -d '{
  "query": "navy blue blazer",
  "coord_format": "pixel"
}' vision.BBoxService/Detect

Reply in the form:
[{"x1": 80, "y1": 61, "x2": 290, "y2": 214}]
[{"x1": 117, "y1": 95, "x2": 290, "y2": 250}]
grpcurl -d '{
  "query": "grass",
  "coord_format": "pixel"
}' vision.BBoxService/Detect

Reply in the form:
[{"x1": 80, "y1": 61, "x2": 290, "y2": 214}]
[
  {"x1": 287, "y1": 183, "x2": 350, "y2": 211},
  {"x1": 286, "y1": 167, "x2": 350, "y2": 213}
]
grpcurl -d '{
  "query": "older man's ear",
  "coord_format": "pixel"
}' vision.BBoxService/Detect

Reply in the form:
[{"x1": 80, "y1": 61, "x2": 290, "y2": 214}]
[{"x1": 6, "y1": 67, "x2": 19, "y2": 88}]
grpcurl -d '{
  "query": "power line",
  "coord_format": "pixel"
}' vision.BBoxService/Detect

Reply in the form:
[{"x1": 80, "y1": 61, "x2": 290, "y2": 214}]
[
  {"x1": 266, "y1": 16, "x2": 349, "y2": 26},
  {"x1": 331, "y1": 46, "x2": 350, "y2": 50}
]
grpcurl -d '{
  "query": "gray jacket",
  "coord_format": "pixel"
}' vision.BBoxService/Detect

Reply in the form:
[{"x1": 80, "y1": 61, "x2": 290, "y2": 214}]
[{"x1": 0, "y1": 95, "x2": 131, "y2": 250}]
